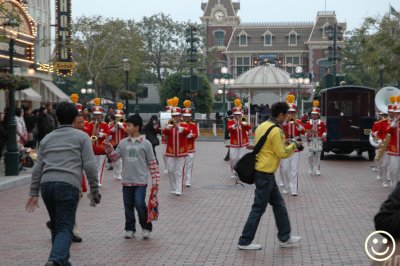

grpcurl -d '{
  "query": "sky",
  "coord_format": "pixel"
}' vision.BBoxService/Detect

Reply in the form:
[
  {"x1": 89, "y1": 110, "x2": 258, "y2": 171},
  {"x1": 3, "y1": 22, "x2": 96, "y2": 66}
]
[{"x1": 60, "y1": 0, "x2": 400, "y2": 32}]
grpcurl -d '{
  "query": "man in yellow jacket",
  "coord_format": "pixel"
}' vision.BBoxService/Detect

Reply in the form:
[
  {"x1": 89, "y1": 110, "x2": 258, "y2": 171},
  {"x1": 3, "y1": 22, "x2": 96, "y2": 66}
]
[{"x1": 238, "y1": 102, "x2": 302, "y2": 250}]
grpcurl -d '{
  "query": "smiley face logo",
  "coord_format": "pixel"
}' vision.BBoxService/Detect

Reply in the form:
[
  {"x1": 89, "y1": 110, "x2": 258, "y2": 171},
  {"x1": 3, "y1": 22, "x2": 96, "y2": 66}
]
[{"x1": 365, "y1": 231, "x2": 396, "y2": 261}]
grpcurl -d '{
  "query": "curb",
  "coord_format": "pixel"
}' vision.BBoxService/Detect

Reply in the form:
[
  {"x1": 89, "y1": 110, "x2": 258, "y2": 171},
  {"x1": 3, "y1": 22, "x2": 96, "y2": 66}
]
[{"x1": 0, "y1": 174, "x2": 31, "y2": 192}]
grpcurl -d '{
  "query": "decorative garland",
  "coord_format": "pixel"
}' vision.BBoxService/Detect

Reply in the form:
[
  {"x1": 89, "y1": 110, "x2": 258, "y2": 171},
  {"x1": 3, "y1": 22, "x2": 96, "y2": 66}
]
[{"x1": 0, "y1": 73, "x2": 30, "y2": 91}]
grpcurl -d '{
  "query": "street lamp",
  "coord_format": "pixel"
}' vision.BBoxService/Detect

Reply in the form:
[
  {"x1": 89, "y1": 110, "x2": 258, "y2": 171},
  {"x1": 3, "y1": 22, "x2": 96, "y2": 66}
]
[
  {"x1": 289, "y1": 66, "x2": 310, "y2": 118},
  {"x1": 378, "y1": 64, "x2": 385, "y2": 88},
  {"x1": 326, "y1": 24, "x2": 344, "y2": 85},
  {"x1": 122, "y1": 59, "x2": 131, "y2": 115},
  {"x1": 4, "y1": 16, "x2": 20, "y2": 176},
  {"x1": 214, "y1": 66, "x2": 235, "y2": 133},
  {"x1": 80, "y1": 80, "x2": 95, "y2": 104}
]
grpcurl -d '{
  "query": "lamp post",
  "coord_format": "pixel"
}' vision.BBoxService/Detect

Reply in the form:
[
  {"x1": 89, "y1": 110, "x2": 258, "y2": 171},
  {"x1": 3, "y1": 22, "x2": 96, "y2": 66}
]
[
  {"x1": 80, "y1": 80, "x2": 94, "y2": 104},
  {"x1": 122, "y1": 59, "x2": 130, "y2": 115},
  {"x1": 214, "y1": 66, "x2": 235, "y2": 133},
  {"x1": 326, "y1": 24, "x2": 344, "y2": 86},
  {"x1": 289, "y1": 66, "x2": 310, "y2": 118},
  {"x1": 378, "y1": 64, "x2": 385, "y2": 88},
  {"x1": 4, "y1": 17, "x2": 20, "y2": 176}
]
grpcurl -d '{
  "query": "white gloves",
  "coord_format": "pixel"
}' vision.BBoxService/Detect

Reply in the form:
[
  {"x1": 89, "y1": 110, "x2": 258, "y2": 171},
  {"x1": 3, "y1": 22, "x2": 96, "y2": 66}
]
[
  {"x1": 230, "y1": 124, "x2": 237, "y2": 130},
  {"x1": 166, "y1": 125, "x2": 173, "y2": 130},
  {"x1": 118, "y1": 123, "x2": 124, "y2": 129},
  {"x1": 187, "y1": 133, "x2": 193, "y2": 138},
  {"x1": 110, "y1": 127, "x2": 116, "y2": 133},
  {"x1": 98, "y1": 132, "x2": 106, "y2": 138},
  {"x1": 242, "y1": 122, "x2": 247, "y2": 126},
  {"x1": 178, "y1": 126, "x2": 184, "y2": 133}
]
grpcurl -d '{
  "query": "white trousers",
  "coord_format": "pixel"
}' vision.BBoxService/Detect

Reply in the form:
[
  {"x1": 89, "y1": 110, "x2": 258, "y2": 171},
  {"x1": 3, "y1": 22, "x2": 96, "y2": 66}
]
[
  {"x1": 280, "y1": 152, "x2": 300, "y2": 194},
  {"x1": 165, "y1": 156, "x2": 186, "y2": 193},
  {"x1": 184, "y1": 152, "x2": 195, "y2": 186},
  {"x1": 162, "y1": 143, "x2": 168, "y2": 171},
  {"x1": 377, "y1": 152, "x2": 390, "y2": 181},
  {"x1": 230, "y1": 147, "x2": 248, "y2": 171},
  {"x1": 113, "y1": 158, "x2": 122, "y2": 179},
  {"x1": 389, "y1": 155, "x2": 400, "y2": 186},
  {"x1": 96, "y1": 155, "x2": 106, "y2": 185},
  {"x1": 308, "y1": 149, "x2": 321, "y2": 173}
]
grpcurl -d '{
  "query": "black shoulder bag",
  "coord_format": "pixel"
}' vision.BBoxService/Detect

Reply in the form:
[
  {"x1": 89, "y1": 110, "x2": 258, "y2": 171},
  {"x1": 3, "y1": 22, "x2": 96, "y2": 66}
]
[{"x1": 234, "y1": 125, "x2": 277, "y2": 184}]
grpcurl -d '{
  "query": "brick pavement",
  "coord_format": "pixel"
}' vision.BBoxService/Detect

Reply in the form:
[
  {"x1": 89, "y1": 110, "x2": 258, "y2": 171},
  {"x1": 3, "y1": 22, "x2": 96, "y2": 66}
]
[{"x1": 0, "y1": 142, "x2": 392, "y2": 265}]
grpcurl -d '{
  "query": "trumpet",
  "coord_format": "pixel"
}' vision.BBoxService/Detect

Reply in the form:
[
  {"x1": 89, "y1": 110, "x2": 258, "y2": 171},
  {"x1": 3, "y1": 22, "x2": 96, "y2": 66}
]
[
  {"x1": 91, "y1": 119, "x2": 100, "y2": 143},
  {"x1": 241, "y1": 117, "x2": 247, "y2": 123},
  {"x1": 168, "y1": 118, "x2": 175, "y2": 126},
  {"x1": 117, "y1": 118, "x2": 125, "y2": 123}
]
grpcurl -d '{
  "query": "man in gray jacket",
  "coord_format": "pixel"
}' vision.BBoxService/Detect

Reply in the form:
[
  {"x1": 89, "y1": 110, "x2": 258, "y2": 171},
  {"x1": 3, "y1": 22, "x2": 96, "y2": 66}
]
[{"x1": 26, "y1": 102, "x2": 101, "y2": 266}]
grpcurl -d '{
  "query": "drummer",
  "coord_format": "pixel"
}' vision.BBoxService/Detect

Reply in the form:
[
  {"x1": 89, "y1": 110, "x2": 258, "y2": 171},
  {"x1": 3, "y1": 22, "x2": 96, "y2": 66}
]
[{"x1": 304, "y1": 100, "x2": 327, "y2": 176}]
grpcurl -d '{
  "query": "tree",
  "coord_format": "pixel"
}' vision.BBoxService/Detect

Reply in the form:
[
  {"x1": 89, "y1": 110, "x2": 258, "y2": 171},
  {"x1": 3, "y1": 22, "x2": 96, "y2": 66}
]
[
  {"x1": 137, "y1": 13, "x2": 190, "y2": 84},
  {"x1": 342, "y1": 15, "x2": 400, "y2": 87},
  {"x1": 159, "y1": 72, "x2": 212, "y2": 114},
  {"x1": 73, "y1": 16, "x2": 143, "y2": 97}
]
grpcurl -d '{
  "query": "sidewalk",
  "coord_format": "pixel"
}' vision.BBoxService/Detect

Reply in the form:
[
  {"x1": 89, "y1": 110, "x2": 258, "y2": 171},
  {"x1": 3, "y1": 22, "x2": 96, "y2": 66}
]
[
  {"x1": 0, "y1": 161, "x2": 32, "y2": 192},
  {"x1": 0, "y1": 142, "x2": 391, "y2": 265}
]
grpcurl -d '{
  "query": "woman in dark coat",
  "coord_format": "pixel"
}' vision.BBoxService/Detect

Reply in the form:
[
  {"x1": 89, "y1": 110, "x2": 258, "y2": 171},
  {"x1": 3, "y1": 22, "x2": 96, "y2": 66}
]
[{"x1": 143, "y1": 115, "x2": 161, "y2": 163}]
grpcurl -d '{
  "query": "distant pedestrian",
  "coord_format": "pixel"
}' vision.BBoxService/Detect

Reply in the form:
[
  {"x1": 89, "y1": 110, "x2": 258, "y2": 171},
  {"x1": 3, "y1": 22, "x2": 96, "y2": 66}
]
[
  {"x1": 143, "y1": 114, "x2": 161, "y2": 163},
  {"x1": 37, "y1": 107, "x2": 53, "y2": 145},
  {"x1": 238, "y1": 102, "x2": 301, "y2": 250},
  {"x1": 104, "y1": 114, "x2": 159, "y2": 239},
  {"x1": 26, "y1": 101, "x2": 100, "y2": 266}
]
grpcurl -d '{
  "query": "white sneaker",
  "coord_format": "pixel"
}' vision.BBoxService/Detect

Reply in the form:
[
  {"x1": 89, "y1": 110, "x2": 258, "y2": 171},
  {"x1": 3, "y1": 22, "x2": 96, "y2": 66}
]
[
  {"x1": 291, "y1": 192, "x2": 298, "y2": 196},
  {"x1": 383, "y1": 181, "x2": 389, "y2": 188},
  {"x1": 278, "y1": 235, "x2": 301, "y2": 247},
  {"x1": 315, "y1": 170, "x2": 321, "y2": 176},
  {"x1": 124, "y1": 230, "x2": 134, "y2": 238},
  {"x1": 238, "y1": 243, "x2": 262, "y2": 250},
  {"x1": 142, "y1": 229, "x2": 151, "y2": 239},
  {"x1": 377, "y1": 175, "x2": 381, "y2": 180},
  {"x1": 114, "y1": 176, "x2": 122, "y2": 180},
  {"x1": 185, "y1": 184, "x2": 191, "y2": 187},
  {"x1": 308, "y1": 169, "x2": 314, "y2": 175},
  {"x1": 230, "y1": 174, "x2": 237, "y2": 179},
  {"x1": 164, "y1": 169, "x2": 168, "y2": 174},
  {"x1": 171, "y1": 191, "x2": 176, "y2": 194},
  {"x1": 279, "y1": 182, "x2": 284, "y2": 187},
  {"x1": 175, "y1": 192, "x2": 182, "y2": 196},
  {"x1": 282, "y1": 189, "x2": 288, "y2": 194}
]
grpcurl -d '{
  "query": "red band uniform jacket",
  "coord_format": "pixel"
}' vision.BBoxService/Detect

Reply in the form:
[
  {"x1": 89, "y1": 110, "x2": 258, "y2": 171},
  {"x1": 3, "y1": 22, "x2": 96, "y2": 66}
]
[{"x1": 227, "y1": 118, "x2": 251, "y2": 148}]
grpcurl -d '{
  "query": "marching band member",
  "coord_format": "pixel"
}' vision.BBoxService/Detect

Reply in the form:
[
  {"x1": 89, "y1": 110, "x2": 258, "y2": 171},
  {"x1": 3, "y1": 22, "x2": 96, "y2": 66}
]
[
  {"x1": 162, "y1": 97, "x2": 190, "y2": 196},
  {"x1": 109, "y1": 102, "x2": 127, "y2": 180},
  {"x1": 305, "y1": 100, "x2": 327, "y2": 176},
  {"x1": 371, "y1": 107, "x2": 391, "y2": 187},
  {"x1": 385, "y1": 96, "x2": 400, "y2": 187},
  {"x1": 161, "y1": 99, "x2": 174, "y2": 174},
  {"x1": 182, "y1": 100, "x2": 198, "y2": 187},
  {"x1": 280, "y1": 95, "x2": 305, "y2": 196},
  {"x1": 228, "y1": 99, "x2": 252, "y2": 179},
  {"x1": 84, "y1": 98, "x2": 110, "y2": 186}
]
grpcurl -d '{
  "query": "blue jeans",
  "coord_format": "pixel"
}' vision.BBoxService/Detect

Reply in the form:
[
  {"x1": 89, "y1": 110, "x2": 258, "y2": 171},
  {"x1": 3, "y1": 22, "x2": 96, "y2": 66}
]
[
  {"x1": 238, "y1": 171, "x2": 291, "y2": 245},
  {"x1": 41, "y1": 182, "x2": 79, "y2": 266},
  {"x1": 123, "y1": 186, "x2": 152, "y2": 232}
]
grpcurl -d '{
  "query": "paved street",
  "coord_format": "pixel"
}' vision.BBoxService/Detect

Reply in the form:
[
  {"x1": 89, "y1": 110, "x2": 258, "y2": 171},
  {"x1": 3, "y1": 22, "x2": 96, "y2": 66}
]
[{"x1": 0, "y1": 142, "x2": 392, "y2": 265}]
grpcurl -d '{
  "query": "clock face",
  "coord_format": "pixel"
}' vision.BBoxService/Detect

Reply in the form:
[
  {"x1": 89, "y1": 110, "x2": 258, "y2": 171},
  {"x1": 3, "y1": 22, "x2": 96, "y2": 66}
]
[{"x1": 214, "y1": 11, "x2": 225, "y2": 21}]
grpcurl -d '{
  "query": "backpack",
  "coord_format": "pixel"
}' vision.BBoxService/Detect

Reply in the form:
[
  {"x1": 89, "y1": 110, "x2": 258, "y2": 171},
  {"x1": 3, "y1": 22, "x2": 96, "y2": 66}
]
[{"x1": 234, "y1": 125, "x2": 277, "y2": 184}]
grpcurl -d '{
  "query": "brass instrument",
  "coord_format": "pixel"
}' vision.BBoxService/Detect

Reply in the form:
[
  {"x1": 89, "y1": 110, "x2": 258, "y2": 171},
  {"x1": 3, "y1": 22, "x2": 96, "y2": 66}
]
[
  {"x1": 91, "y1": 119, "x2": 100, "y2": 143},
  {"x1": 241, "y1": 117, "x2": 247, "y2": 123},
  {"x1": 375, "y1": 133, "x2": 391, "y2": 161},
  {"x1": 117, "y1": 117, "x2": 125, "y2": 123},
  {"x1": 168, "y1": 118, "x2": 175, "y2": 126}
]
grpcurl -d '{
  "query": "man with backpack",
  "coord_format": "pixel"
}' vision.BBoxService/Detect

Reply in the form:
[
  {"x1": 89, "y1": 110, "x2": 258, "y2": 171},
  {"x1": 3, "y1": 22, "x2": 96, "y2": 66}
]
[{"x1": 238, "y1": 102, "x2": 302, "y2": 250}]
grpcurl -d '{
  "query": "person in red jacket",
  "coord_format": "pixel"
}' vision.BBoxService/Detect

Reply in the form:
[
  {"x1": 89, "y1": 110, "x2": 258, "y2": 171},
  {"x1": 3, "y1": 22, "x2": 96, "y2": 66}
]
[
  {"x1": 280, "y1": 95, "x2": 305, "y2": 196},
  {"x1": 109, "y1": 102, "x2": 127, "y2": 180},
  {"x1": 162, "y1": 97, "x2": 190, "y2": 196},
  {"x1": 84, "y1": 98, "x2": 110, "y2": 186},
  {"x1": 228, "y1": 99, "x2": 252, "y2": 179},
  {"x1": 182, "y1": 100, "x2": 198, "y2": 187},
  {"x1": 386, "y1": 96, "x2": 400, "y2": 188},
  {"x1": 304, "y1": 100, "x2": 327, "y2": 176}
]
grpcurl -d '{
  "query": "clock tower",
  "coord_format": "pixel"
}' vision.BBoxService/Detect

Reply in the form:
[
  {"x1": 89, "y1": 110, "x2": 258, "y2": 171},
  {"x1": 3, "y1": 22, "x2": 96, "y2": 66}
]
[{"x1": 201, "y1": 0, "x2": 240, "y2": 73}]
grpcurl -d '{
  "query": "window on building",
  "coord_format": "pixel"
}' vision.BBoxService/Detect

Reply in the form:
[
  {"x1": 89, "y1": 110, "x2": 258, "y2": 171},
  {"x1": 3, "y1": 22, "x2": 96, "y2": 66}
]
[
  {"x1": 214, "y1": 31, "x2": 225, "y2": 46},
  {"x1": 264, "y1": 34, "x2": 272, "y2": 46},
  {"x1": 285, "y1": 56, "x2": 301, "y2": 74},
  {"x1": 236, "y1": 57, "x2": 250, "y2": 76},
  {"x1": 239, "y1": 34, "x2": 248, "y2": 46},
  {"x1": 288, "y1": 31, "x2": 298, "y2": 46}
]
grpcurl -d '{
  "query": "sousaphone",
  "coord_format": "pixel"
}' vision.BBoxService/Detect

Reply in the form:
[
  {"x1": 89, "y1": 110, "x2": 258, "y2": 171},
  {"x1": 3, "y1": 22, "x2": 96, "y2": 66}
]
[{"x1": 375, "y1": 86, "x2": 400, "y2": 114}]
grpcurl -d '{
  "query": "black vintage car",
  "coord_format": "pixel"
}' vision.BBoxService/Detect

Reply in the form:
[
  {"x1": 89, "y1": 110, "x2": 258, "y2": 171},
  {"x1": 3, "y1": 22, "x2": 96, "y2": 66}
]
[{"x1": 319, "y1": 85, "x2": 376, "y2": 160}]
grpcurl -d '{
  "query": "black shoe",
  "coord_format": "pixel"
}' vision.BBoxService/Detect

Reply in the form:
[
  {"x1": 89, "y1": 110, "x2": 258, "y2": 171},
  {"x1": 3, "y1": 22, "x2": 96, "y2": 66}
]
[
  {"x1": 44, "y1": 261, "x2": 57, "y2": 266},
  {"x1": 224, "y1": 157, "x2": 230, "y2": 161},
  {"x1": 72, "y1": 234, "x2": 82, "y2": 243},
  {"x1": 107, "y1": 167, "x2": 113, "y2": 170}
]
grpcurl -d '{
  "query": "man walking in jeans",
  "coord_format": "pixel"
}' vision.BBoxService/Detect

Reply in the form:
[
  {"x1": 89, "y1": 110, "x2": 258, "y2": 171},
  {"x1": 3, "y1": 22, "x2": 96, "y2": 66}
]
[
  {"x1": 238, "y1": 102, "x2": 301, "y2": 250},
  {"x1": 25, "y1": 102, "x2": 101, "y2": 266}
]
